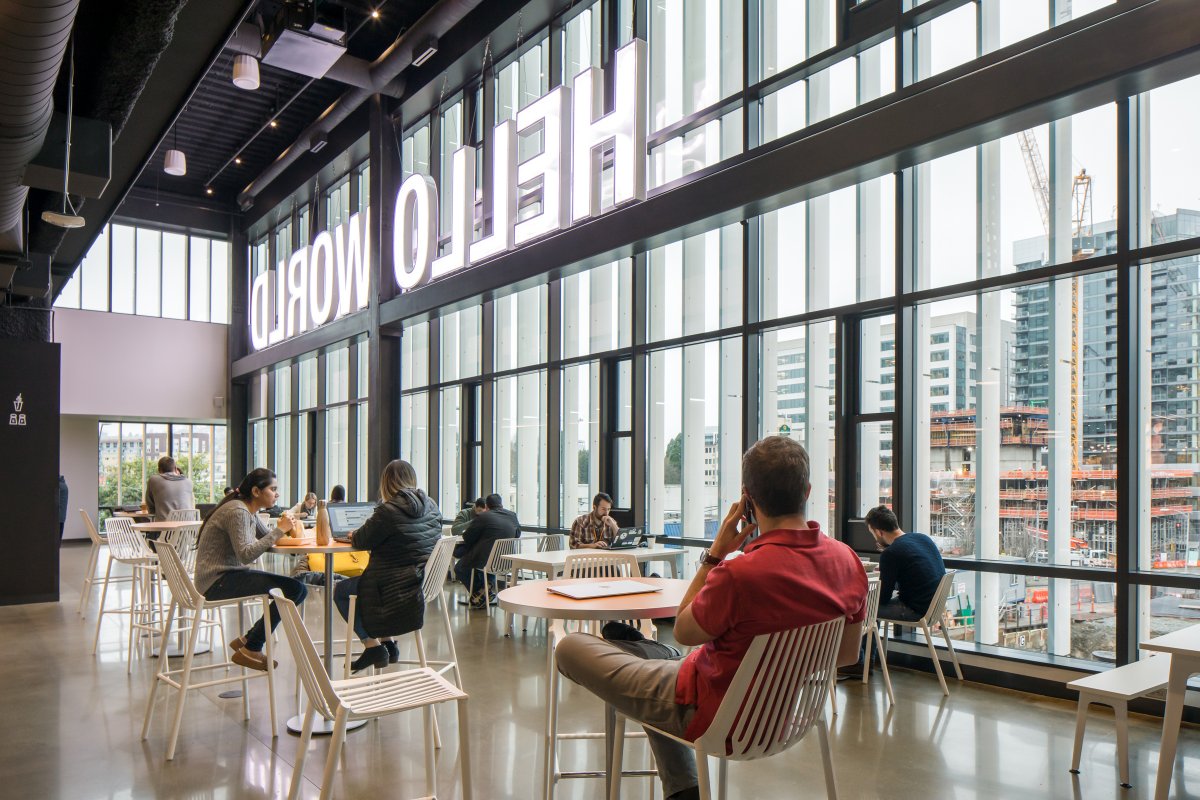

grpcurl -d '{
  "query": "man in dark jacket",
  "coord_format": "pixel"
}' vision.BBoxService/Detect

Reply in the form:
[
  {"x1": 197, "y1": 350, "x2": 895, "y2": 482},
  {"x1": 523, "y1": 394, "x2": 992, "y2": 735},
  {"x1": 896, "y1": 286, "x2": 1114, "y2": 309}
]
[{"x1": 454, "y1": 493, "x2": 521, "y2": 608}]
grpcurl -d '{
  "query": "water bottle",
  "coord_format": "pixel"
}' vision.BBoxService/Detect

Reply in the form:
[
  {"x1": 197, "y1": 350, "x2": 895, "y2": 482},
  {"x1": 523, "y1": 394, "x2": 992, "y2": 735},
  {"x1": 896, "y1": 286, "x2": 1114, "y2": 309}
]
[{"x1": 315, "y1": 499, "x2": 332, "y2": 546}]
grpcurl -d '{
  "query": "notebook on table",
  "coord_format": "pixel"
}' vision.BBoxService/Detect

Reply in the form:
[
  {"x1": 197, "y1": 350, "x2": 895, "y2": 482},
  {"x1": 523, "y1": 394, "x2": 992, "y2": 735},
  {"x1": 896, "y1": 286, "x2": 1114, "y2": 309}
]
[{"x1": 547, "y1": 580, "x2": 662, "y2": 600}]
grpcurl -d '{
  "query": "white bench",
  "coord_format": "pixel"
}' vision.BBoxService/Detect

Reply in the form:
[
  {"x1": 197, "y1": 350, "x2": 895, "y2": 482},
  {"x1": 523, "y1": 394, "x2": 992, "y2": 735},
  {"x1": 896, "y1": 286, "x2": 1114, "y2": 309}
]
[{"x1": 1067, "y1": 655, "x2": 1171, "y2": 788}]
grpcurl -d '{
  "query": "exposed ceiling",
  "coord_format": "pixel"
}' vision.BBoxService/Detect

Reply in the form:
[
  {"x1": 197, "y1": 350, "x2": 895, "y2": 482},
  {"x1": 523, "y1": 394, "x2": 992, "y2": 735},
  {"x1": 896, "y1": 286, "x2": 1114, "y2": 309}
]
[{"x1": 0, "y1": 0, "x2": 443, "y2": 303}]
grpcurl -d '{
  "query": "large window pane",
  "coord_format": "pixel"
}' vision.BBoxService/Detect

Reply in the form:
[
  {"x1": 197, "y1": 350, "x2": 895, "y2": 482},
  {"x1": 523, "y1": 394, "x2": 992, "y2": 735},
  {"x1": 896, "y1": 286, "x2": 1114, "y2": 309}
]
[
  {"x1": 440, "y1": 307, "x2": 481, "y2": 381},
  {"x1": 110, "y1": 225, "x2": 135, "y2": 314},
  {"x1": 648, "y1": 340, "x2": 742, "y2": 540},
  {"x1": 562, "y1": 3, "x2": 601, "y2": 84},
  {"x1": 562, "y1": 260, "x2": 633, "y2": 357},
  {"x1": 274, "y1": 365, "x2": 292, "y2": 415},
  {"x1": 119, "y1": 423, "x2": 145, "y2": 505},
  {"x1": 760, "y1": 322, "x2": 837, "y2": 533},
  {"x1": 649, "y1": 112, "x2": 742, "y2": 189},
  {"x1": 495, "y1": 285, "x2": 548, "y2": 372},
  {"x1": 326, "y1": 405, "x2": 349, "y2": 495},
  {"x1": 326, "y1": 346, "x2": 349, "y2": 404},
  {"x1": 439, "y1": 388, "x2": 462, "y2": 514},
  {"x1": 648, "y1": 225, "x2": 741, "y2": 342},
  {"x1": 274, "y1": 416, "x2": 292, "y2": 506},
  {"x1": 357, "y1": 403, "x2": 369, "y2": 502},
  {"x1": 161, "y1": 233, "x2": 187, "y2": 320},
  {"x1": 402, "y1": 393, "x2": 430, "y2": 492},
  {"x1": 189, "y1": 237, "x2": 210, "y2": 322},
  {"x1": 561, "y1": 362, "x2": 601, "y2": 526},
  {"x1": 55, "y1": 269, "x2": 80, "y2": 309},
  {"x1": 298, "y1": 356, "x2": 318, "y2": 409},
  {"x1": 1141, "y1": 74, "x2": 1200, "y2": 248},
  {"x1": 649, "y1": 0, "x2": 742, "y2": 132},
  {"x1": 916, "y1": 3, "x2": 977, "y2": 81},
  {"x1": 135, "y1": 228, "x2": 162, "y2": 317},
  {"x1": 81, "y1": 225, "x2": 109, "y2": 311},
  {"x1": 210, "y1": 240, "x2": 230, "y2": 324},
  {"x1": 495, "y1": 371, "x2": 547, "y2": 525},
  {"x1": 402, "y1": 320, "x2": 430, "y2": 389}
]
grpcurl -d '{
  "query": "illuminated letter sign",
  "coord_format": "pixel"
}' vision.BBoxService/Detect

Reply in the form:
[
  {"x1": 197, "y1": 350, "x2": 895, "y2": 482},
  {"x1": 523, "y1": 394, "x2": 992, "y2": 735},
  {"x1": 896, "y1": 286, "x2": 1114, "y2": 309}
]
[
  {"x1": 248, "y1": 211, "x2": 371, "y2": 351},
  {"x1": 394, "y1": 38, "x2": 648, "y2": 291}
]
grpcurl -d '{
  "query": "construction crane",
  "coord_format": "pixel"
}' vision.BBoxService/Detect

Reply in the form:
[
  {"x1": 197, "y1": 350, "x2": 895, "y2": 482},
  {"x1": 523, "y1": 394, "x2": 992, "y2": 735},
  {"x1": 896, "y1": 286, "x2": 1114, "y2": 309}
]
[{"x1": 1016, "y1": 129, "x2": 1093, "y2": 473}]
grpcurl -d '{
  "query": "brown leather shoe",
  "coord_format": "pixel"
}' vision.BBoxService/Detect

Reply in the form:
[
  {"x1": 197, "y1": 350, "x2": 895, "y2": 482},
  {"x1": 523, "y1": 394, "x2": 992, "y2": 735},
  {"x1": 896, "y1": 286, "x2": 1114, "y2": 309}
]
[
  {"x1": 228, "y1": 636, "x2": 247, "y2": 653},
  {"x1": 231, "y1": 646, "x2": 277, "y2": 671}
]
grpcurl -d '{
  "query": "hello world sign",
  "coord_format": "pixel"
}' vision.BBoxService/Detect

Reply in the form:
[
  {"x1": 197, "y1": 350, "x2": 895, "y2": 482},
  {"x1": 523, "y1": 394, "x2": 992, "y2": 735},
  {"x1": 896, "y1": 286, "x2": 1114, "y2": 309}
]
[{"x1": 250, "y1": 39, "x2": 647, "y2": 351}]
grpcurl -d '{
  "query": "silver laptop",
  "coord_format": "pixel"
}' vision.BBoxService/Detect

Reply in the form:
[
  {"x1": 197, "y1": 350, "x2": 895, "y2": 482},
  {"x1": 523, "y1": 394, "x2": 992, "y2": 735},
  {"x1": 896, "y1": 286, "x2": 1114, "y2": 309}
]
[
  {"x1": 327, "y1": 502, "x2": 377, "y2": 542},
  {"x1": 546, "y1": 580, "x2": 662, "y2": 600}
]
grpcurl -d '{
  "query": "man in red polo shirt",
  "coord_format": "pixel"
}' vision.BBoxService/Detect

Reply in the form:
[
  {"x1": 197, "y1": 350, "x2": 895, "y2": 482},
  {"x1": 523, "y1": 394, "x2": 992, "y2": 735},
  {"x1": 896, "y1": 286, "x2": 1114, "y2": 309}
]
[{"x1": 555, "y1": 436, "x2": 868, "y2": 800}]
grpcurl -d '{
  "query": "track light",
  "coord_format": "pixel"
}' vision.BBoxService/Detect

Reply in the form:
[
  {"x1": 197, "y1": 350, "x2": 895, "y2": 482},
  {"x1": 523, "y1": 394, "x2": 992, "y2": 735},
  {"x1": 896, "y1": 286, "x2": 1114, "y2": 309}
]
[
  {"x1": 232, "y1": 54, "x2": 260, "y2": 91},
  {"x1": 412, "y1": 37, "x2": 438, "y2": 67}
]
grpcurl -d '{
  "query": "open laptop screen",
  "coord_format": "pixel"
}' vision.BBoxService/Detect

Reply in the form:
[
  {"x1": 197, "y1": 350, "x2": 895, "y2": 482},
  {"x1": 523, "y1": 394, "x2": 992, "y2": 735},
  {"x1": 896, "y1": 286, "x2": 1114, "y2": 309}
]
[
  {"x1": 844, "y1": 519, "x2": 879, "y2": 555},
  {"x1": 326, "y1": 502, "x2": 377, "y2": 536}
]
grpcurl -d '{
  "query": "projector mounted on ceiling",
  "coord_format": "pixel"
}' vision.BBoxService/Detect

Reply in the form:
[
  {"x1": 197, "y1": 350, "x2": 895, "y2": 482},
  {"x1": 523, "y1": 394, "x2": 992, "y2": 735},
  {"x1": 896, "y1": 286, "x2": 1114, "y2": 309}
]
[{"x1": 261, "y1": 1, "x2": 348, "y2": 80}]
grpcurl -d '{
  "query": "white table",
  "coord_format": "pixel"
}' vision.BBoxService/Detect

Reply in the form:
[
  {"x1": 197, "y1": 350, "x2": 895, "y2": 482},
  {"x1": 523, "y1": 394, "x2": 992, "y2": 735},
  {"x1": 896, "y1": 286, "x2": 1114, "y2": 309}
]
[
  {"x1": 271, "y1": 539, "x2": 363, "y2": 735},
  {"x1": 504, "y1": 545, "x2": 686, "y2": 580},
  {"x1": 1141, "y1": 624, "x2": 1200, "y2": 799},
  {"x1": 497, "y1": 577, "x2": 690, "y2": 799}
]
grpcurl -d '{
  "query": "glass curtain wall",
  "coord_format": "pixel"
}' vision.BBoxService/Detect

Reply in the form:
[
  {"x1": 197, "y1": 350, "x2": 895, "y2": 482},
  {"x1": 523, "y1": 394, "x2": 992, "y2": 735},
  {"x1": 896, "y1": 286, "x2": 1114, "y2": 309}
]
[{"x1": 98, "y1": 421, "x2": 227, "y2": 520}]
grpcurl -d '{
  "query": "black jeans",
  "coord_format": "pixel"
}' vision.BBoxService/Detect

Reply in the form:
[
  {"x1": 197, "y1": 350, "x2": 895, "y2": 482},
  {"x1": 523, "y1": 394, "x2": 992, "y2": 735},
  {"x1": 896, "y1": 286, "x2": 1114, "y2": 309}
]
[
  {"x1": 332, "y1": 576, "x2": 369, "y2": 641},
  {"x1": 203, "y1": 569, "x2": 308, "y2": 651}
]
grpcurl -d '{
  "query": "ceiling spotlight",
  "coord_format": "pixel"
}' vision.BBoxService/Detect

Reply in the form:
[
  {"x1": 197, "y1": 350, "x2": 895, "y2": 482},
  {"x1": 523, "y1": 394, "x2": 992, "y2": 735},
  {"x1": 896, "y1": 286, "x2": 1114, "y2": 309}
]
[
  {"x1": 205, "y1": 187, "x2": 214, "y2": 196},
  {"x1": 232, "y1": 54, "x2": 260, "y2": 91},
  {"x1": 269, "y1": 119, "x2": 278, "y2": 128},
  {"x1": 234, "y1": 157, "x2": 242, "y2": 165},
  {"x1": 371, "y1": 8, "x2": 380, "y2": 18},
  {"x1": 412, "y1": 37, "x2": 438, "y2": 67}
]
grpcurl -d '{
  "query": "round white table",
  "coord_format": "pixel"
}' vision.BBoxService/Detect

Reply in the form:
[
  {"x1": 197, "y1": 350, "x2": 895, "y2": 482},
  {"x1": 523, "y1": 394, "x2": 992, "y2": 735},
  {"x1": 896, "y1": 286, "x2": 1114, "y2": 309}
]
[
  {"x1": 498, "y1": 577, "x2": 690, "y2": 799},
  {"x1": 271, "y1": 539, "x2": 364, "y2": 735}
]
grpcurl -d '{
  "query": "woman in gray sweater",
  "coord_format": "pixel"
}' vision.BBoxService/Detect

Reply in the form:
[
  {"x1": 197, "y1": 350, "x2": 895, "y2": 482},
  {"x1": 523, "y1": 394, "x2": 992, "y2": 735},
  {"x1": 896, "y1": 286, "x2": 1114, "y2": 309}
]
[{"x1": 195, "y1": 468, "x2": 308, "y2": 671}]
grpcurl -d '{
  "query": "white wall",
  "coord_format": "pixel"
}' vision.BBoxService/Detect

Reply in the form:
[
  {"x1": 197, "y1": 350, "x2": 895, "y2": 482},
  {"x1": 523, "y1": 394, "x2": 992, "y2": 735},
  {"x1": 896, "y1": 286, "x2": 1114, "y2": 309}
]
[
  {"x1": 55, "y1": 309, "x2": 228, "y2": 540},
  {"x1": 54, "y1": 308, "x2": 228, "y2": 419},
  {"x1": 60, "y1": 415, "x2": 98, "y2": 541}
]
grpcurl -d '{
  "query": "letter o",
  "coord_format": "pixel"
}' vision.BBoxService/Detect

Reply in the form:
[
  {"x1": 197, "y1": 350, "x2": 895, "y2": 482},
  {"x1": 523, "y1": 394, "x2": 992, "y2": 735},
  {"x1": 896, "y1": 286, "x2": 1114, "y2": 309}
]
[{"x1": 393, "y1": 174, "x2": 438, "y2": 291}]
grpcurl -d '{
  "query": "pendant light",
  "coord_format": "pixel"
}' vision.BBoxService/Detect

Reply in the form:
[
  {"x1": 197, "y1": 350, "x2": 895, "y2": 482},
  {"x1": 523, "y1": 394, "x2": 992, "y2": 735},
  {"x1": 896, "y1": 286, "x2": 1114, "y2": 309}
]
[
  {"x1": 164, "y1": 126, "x2": 186, "y2": 176},
  {"x1": 42, "y1": 35, "x2": 85, "y2": 229},
  {"x1": 232, "y1": 54, "x2": 260, "y2": 91}
]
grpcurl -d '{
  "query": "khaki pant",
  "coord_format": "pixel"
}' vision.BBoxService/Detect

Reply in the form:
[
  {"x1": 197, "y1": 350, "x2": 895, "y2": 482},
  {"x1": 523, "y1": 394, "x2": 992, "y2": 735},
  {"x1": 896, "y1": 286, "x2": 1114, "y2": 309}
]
[{"x1": 554, "y1": 632, "x2": 698, "y2": 797}]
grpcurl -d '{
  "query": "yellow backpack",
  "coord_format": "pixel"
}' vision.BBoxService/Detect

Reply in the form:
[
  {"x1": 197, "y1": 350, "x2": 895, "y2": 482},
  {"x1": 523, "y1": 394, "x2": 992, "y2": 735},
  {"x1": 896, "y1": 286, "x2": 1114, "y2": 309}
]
[{"x1": 308, "y1": 551, "x2": 370, "y2": 577}]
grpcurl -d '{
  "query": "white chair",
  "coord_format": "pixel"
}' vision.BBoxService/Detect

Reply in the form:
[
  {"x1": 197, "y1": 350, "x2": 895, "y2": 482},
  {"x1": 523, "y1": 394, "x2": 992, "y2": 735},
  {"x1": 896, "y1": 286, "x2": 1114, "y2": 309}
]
[
  {"x1": 91, "y1": 517, "x2": 160, "y2": 673},
  {"x1": 537, "y1": 533, "x2": 569, "y2": 552},
  {"x1": 166, "y1": 508, "x2": 202, "y2": 522},
  {"x1": 878, "y1": 571, "x2": 964, "y2": 696},
  {"x1": 470, "y1": 537, "x2": 522, "y2": 618},
  {"x1": 77, "y1": 509, "x2": 130, "y2": 615},
  {"x1": 609, "y1": 618, "x2": 846, "y2": 800},
  {"x1": 274, "y1": 589, "x2": 473, "y2": 800},
  {"x1": 141, "y1": 542, "x2": 278, "y2": 760},
  {"x1": 544, "y1": 550, "x2": 658, "y2": 800},
  {"x1": 829, "y1": 577, "x2": 893, "y2": 715}
]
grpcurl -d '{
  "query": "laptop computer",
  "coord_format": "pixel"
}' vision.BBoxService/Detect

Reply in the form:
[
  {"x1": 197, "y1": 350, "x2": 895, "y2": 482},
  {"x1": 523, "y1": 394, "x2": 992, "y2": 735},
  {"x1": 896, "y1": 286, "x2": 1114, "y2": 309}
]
[
  {"x1": 547, "y1": 580, "x2": 662, "y2": 600},
  {"x1": 608, "y1": 528, "x2": 647, "y2": 550},
  {"x1": 845, "y1": 519, "x2": 879, "y2": 554},
  {"x1": 327, "y1": 502, "x2": 378, "y2": 542}
]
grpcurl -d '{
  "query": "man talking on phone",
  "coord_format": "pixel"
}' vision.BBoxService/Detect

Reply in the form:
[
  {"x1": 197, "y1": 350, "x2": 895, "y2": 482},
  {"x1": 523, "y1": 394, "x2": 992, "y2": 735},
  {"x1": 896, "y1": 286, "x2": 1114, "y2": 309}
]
[{"x1": 554, "y1": 436, "x2": 868, "y2": 800}]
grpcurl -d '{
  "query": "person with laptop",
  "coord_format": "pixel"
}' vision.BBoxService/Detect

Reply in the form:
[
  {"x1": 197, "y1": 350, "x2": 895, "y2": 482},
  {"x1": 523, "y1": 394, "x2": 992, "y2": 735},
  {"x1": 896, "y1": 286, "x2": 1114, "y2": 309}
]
[
  {"x1": 454, "y1": 493, "x2": 521, "y2": 609},
  {"x1": 866, "y1": 504, "x2": 946, "y2": 623},
  {"x1": 331, "y1": 459, "x2": 442, "y2": 672},
  {"x1": 570, "y1": 492, "x2": 619, "y2": 549},
  {"x1": 554, "y1": 436, "x2": 868, "y2": 800},
  {"x1": 289, "y1": 491, "x2": 318, "y2": 519}
]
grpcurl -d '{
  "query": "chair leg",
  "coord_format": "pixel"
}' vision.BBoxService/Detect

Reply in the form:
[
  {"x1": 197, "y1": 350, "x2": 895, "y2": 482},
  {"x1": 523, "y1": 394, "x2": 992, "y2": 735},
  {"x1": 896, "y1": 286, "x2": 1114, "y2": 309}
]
[
  {"x1": 874, "y1": 630, "x2": 895, "y2": 705},
  {"x1": 319, "y1": 708, "x2": 348, "y2": 800},
  {"x1": 828, "y1": 673, "x2": 838, "y2": 716},
  {"x1": 544, "y1": 635, "x2": 559, "y2": 800},
  {"x1": 78, "y1": 542, "x2": 99, "y2": 614},
  {"x1": 262, "y1": 597, "x2": 278, "y2": 738},
  {"x1": 127, "y1": 565, "x2": 140, "y2": 674},
  {"x1": 142, "y1": 600, "x2": 177, "y2": 741},
  {"x1": 717, "y1": 757, "x2": 728, "y2": 800},
  {"x1": 1070, "y1": 697, "x2": 1089, "y2": 774},
  {"x1": 921, "y1": 621, "x2": 950, "y2": 696},
  {"x1": 817, "y1": 715, "x2": 839, "y2": 800},
  {"x1": 608, "y1": 712, "x2": 626, "y2": 800},
  {"x1": 457, "y1": 698, "x2": 473, "y2": 800},
  {"x1": 696, "y1": 748, "x2": 712, "y2": 800},
  {"x1": 343, "y1": 595, "x2": 356, "y2": 679},
  {"x1": 288, "y1": 703, "x2": 316, "y2": 800},
  {"x1": 1114, "y1": 699, "x2": 1132, "y2": 788},
  {"x1": 940, "y1": 622, "x2": 964, "y2": 680},
  {"x1": 862, "y1": 628, "x2": 874, "y2": 686},
  {"x1": 414, "y1": 630, "x2": 442, "y2": 748},
  {"x1": 423, "y1": 705, "x2": 437, "y2": 799},
  {"x1": 165, "y1": 608, "x2": 205, "y2": 760},
  {"x1": 440, "y1": 596, "x2": 462, "y2": 688},
  {"x1": 91, "y1": 558, "x2": 114, "y2": 654}
]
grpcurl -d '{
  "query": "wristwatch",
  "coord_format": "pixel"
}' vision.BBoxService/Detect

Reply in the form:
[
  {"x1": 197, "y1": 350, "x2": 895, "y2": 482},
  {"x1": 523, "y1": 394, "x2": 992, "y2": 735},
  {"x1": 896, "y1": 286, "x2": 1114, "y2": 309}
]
[{"x1": 697, "y1": 548, "x2": 722, "y2": 568}]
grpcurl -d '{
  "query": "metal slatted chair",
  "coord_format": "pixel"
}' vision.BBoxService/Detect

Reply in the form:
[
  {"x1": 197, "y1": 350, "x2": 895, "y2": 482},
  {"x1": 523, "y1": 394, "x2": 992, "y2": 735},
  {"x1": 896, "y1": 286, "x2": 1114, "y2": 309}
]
[
  {"x1": 275, "y1": 589, "x2": 473, "y2": 800},
  {"x1": 829, "y1": 577, "x2": 893, "y2": 715},
  {"x1": 879, "y1": 571, "x2": 964, "y2": 696},
  {"x1": 77, "y1": 509, "x2": 130, "y2": 615},
  {"x1": 91, "y1": 517, "x2": 159, "y2": 673},
  {"x1": 140, "y1": 542, "x2": 278, "y2": 760},
  {"x1": 610, "y1": 618, "x2": 846, "y2": 800}
]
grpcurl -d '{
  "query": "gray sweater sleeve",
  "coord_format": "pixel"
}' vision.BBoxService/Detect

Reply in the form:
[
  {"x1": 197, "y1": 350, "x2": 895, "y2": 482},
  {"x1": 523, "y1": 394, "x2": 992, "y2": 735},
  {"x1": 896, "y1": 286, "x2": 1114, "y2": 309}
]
[{"x1": 228, "y1": 510, "x2": 284, "y2": 564}]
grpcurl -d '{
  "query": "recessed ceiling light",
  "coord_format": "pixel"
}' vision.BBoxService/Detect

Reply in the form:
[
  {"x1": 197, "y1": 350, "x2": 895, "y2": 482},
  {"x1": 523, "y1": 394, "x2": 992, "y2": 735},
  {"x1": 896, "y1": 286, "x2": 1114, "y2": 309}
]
[
  {"x1": 234, "y1": 157, "x2": 242, "y2": 165},
  {"x1": 371, "y1": 9, "x2": 380, "y2": 18},
  {"x1": 205, "y1": 187, "x2": 214, "y2": 195},
  {"x1": 269, "y1": 119, "x2": 278, "y2": 128}
]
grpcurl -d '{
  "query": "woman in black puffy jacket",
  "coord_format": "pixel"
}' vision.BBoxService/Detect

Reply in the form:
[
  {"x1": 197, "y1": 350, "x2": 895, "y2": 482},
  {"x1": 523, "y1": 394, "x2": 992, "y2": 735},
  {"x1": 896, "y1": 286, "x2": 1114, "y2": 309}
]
[{"x1": 333, "y1": 459, "x2": 441, "y2": 672}]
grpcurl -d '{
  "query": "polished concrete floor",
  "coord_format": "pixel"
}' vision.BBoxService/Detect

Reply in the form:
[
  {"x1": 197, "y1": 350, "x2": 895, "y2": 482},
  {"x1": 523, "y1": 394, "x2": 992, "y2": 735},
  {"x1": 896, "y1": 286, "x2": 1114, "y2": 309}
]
[{"x1": 5, "y1": 543, "x2": 1198, "y2": 799}]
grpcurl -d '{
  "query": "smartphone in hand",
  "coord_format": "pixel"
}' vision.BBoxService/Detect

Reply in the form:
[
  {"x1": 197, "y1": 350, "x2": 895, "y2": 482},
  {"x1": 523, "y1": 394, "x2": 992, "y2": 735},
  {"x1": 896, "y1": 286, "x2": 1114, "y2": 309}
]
[{"x1": 741, "y1": 495, "x2": 756, "y2": 528}]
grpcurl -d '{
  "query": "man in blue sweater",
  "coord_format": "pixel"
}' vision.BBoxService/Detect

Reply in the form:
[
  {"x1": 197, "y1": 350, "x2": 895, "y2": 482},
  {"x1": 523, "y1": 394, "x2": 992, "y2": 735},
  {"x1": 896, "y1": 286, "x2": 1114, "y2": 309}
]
[{"x1": 865, "y1": 505, "x2": 946, "y2": 621}]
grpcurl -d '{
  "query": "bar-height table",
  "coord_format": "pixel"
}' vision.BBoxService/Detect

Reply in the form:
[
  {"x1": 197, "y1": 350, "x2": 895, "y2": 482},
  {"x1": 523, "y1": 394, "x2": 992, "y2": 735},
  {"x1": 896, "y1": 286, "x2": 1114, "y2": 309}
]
[
  {"x1": 133, "y1": 520, "x2": 210, "y2": 657},
  {"x1": 1141, "y1": 624, "x2": 1200, "y2": 799},
  {"x1": 271, "y1": 538, "x2": 365, "y2": 735}
]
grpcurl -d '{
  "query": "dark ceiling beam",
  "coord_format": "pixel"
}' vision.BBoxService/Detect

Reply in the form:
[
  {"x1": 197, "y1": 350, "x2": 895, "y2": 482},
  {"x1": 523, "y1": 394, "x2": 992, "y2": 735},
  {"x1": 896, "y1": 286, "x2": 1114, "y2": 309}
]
[
  {"x1": 378, "y1": 0, "x2": 1200, "y2": 326},
  {"x1": 47, "y1": 0, "x2": 250, "y2": 291}
]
